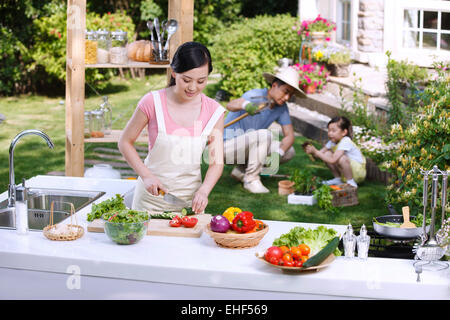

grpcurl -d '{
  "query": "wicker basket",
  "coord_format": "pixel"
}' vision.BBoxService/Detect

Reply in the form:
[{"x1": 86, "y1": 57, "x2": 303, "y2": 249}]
[
  {"x1": 331, "y1": 184, "x2": 358, "y2": 207},
  {"x1": 43, "y1": 201, "x2": 84, "y2": 241},
  {"x1": 205, "y1": 223, "x2": 269, "y2": 249}
]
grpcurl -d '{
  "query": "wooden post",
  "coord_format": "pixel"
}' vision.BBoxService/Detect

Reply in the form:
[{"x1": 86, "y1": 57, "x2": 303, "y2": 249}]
[
  {"x1": 65, "y1": 0, "x2": 86, "y2": 176},
  {"x1": 167, "y1": 0, "x2": 194, "y2": 83}
]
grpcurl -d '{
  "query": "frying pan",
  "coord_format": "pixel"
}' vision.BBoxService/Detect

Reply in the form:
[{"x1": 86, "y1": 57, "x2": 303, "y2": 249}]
[{"x1": 373, "y1": 204, "x2": 430, "y2": 240}]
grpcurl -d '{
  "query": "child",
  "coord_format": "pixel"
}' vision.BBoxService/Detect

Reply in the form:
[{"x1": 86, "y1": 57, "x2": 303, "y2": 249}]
[{"x1": 304, "y1": 116, "x2": 366, "y2": 188}]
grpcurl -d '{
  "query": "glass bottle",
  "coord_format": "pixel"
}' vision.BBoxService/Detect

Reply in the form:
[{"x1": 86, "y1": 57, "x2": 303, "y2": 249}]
[
  {"x1": 100, "y1": 96, "x2": 112, "y2": 135},
  {"x1": 343, "y1": 223, "x2": 356, "y2": 259},
  {"x1": 84, "y1": 111, "x2": 92, "y2": 138},
  {"x1": 357, "y1": 224, "x2": 371, "y2": 260},
  {"x1": 90, "y1": 109, "x2": 104, "y2": 138},
  {"x1": 85, "y1": 30, "x2": 97, "y2": 64},
  {"x1": 109, "y1": 30, "x2": 128, "y2": 64},
  {"x1": 96, "y1": 29, "x2": 111, "y2": 64}
]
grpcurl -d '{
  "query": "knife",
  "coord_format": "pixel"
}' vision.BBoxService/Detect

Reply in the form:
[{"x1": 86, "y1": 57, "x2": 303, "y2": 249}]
[{"x1": 159, "y1": 190, "x2": 189, "y2": 207}]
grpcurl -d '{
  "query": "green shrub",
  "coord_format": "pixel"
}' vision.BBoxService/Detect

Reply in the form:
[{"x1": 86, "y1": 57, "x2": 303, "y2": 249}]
[
  {"x1": 0, "y1": 27, "x2": 33, "y2": 95},
  {"x1": 210, "y1": 14, "x2": 300, "y2": 98},
  {"x1": 384, "y1": 61, "x2": 449, "y2": 217}
]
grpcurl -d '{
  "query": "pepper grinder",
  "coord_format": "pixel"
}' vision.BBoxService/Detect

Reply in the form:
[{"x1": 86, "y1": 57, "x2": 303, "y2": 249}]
[
  {"x1": 343, "y1": 223, "x2": 356, "y2": 259},
  {"x1": 357, "y1": 224, "x2": 370, "y2": 260}
]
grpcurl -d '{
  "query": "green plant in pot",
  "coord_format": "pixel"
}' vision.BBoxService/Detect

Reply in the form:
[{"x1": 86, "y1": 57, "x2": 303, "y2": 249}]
[
  {"x1": 327, "y1": 50, "x2": 351, "y2": 77},
  {"x1": 289, "y1": 169, "x2": 319, "y2": 195}
]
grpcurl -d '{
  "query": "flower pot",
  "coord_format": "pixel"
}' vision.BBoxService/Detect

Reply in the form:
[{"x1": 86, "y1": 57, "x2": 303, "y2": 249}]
[
  {"x1": 287, "y1": 193, "x2": 317, "y2": 206},
  {"x1": 310, "y1": 31, "x2": 327, "y2": 45},
  {"x1": 301, "y1": 84, "x2": 317, "y2": 94},
  {"x1": 278, "y1": 180, "x2": 295, "y2": 195},
  {"x1": 328, "y1": 63, "x2": 350, "y2": 77}
]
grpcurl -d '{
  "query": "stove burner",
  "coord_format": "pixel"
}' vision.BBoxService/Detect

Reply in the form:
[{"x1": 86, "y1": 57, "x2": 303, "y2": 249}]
[{"x1": 339, "y1": 226, "x2": 418, "y2": 259}]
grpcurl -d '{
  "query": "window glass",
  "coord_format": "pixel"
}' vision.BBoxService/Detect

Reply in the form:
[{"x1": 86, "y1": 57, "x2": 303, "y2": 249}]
[
  {"x1": 423, "y1": 11, "x2": 438, "y2": 29},
  {"x1": 404, "y1": 9, "x2": 420, "y2": 29},
  {"x1": 442, "y1": 12, "x2": 450, "y2": 30},
  {"x1": 441, "y1": 33, "x2": 450, "y2": 51},
  {"x1": 423, "y1": 32, "x2": 437, "y2": 49},
  {"x1": 403, "y1": 30, "x2": 419, "y2": 48}
]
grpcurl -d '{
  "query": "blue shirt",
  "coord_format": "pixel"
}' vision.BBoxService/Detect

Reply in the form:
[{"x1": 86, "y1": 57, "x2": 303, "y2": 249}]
[{"x1": 223, "y1": 88, "x2": 291, "y2": 141}]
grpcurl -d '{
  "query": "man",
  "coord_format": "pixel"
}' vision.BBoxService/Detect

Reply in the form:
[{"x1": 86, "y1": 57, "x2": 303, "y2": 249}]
[{"x1": 223, "y1": 67, "x2": 306, "y2": 193}]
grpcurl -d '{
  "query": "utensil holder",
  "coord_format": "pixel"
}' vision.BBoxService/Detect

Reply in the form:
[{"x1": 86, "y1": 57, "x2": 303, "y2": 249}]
[{"x1": 150, "y1": 41, "x2": 169, "y2": 64}]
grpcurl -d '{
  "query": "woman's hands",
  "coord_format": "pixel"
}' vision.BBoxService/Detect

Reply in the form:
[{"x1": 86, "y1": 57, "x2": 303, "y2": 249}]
[
  {"x1": 142, "y1": 174, "x2": 167, "y2": 196},
  {"x1": 191, "y1": 188, "x2": 209, "y2": 214}
]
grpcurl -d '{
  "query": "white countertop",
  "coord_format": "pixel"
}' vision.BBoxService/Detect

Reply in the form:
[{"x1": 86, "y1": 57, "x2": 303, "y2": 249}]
[{"x1": 0, "y1": 175, "x2": 448, "y2": 300}]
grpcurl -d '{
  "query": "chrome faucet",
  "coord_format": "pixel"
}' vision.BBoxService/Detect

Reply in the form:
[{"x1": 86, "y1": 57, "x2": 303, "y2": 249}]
[{"x1": 8, "y1": 129, "x2": 54, "y2": 207}]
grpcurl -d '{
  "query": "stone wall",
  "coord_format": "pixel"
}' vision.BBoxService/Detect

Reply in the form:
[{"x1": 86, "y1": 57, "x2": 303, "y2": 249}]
[{"x1": 357, "y1": 0, "x2": 384, "y2": 52}]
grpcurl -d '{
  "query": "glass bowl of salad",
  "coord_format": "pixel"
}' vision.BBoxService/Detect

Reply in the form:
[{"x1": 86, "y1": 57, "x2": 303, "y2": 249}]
[{"x1": 102, "y1": 209, "x2": 150, "y2": 245}]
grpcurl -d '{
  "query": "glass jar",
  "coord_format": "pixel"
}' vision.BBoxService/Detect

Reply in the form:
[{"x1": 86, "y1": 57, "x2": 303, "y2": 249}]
[
  {"x1": 84, "y1": 111, "x2": 92, "y2": 138},
  {"x1": 109, "y1": 30, "x2": 128, "y2": 64},
  {"x1": 96, "y1": 29, "x2": 111, "y2": 64},
  {"x1": 90, "y1": 109, "x2": 104, "y2": 138},
  {"x1": 100, "y1": 96, "x2": 112, "y2": 135},
  {"x1": 85, "y1": 30, "x2": 97, "y2": 64}
]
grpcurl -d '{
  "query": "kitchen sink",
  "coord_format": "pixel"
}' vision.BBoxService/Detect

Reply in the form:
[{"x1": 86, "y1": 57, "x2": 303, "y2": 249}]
[{"x1": 0, "y1": 188, "x2": 105, "y2": 231}]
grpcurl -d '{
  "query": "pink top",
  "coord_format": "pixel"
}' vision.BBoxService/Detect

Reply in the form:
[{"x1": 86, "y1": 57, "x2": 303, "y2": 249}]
[{"x1": 138, "y1": 89, "x2": 224, "y2": 149}]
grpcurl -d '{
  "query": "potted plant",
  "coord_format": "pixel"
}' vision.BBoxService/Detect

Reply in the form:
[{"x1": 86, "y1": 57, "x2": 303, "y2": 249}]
[
  {"x1": 287, "y1": 169, "x2": 319, "y2": 205},
  {"x1": 327, "y1": 50, "x2": 351, "y2": 77},
  {"x1": 294, "y1": 15, "x2": 336, "y2": 45},
  {"x1": 293, "y1": 62, "x2": 329, "y2": 94},
  {"x1": 278, "y1": 179, "x2": 295, "y2": 195}
]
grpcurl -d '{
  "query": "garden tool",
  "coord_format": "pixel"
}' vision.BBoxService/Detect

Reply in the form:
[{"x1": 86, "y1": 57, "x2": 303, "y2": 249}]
[
  {"x1": 223, "y1": 96, "x2": 272, "y2": 128},
  {"x1": 301, "y1": 141, "x2": 316, "y2": 162}
]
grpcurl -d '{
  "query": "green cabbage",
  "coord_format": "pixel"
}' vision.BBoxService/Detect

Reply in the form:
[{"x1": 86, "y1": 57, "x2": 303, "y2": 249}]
[{"x1": 273, "y1": 226, "x2": 342, "y2": 256}]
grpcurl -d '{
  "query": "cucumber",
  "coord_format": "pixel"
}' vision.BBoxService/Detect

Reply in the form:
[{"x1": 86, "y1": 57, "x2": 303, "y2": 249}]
[
  {"x1": 302, "y1": 236, "x2": 339, "y2": 269},
  {"x1": 150, "y1": 211, "x2": 176, "y2": 219},
  {"x1": 181, "y1": 207, "x2": 195, "y2": 216}
]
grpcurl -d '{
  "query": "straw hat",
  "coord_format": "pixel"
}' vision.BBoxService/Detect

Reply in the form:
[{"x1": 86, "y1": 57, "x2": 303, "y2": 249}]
[{"x1": 263, "y1": 67, "x2": 306, "y2": 98}]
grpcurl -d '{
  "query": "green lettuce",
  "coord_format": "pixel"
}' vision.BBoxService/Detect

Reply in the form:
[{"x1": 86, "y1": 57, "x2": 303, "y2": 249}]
[{"x1": 273, "y1": 226, "x2": 342, "y2": 256}]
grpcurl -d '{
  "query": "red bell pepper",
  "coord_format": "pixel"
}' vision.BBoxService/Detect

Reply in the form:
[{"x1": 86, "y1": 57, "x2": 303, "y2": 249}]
[
  {"x1": 181, "y1": 216, "x2": 198, "y2": 228},
  {"x1": 231, "y1": 211, "x2": 256, "y2": 233}
]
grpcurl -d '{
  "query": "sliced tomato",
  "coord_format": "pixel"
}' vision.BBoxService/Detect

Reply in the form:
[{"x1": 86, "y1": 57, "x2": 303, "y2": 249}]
[
  {"x1": 169, "y1": 216, "x2": 182, "y2": 227},
  {"x1": 181, "y1": 216, "x2": 198, "y2": 228}
]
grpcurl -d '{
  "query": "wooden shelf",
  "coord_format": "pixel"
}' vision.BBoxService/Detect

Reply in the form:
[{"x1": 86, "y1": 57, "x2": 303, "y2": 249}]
[
  {"x1": 86, "y1": 61, "x2": 170, "y2": 68},
  {"x1": 65, "y1": 0, "x2": 193, "y2": 176},
  {"x1": 84, "y1": 129, "x2": 148, "y2": 143}
]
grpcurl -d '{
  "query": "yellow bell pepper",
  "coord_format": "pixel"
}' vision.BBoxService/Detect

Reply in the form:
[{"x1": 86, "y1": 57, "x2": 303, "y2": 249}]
[{"x1": 222, "y1": 207, "x2": 242, "y2": 223}]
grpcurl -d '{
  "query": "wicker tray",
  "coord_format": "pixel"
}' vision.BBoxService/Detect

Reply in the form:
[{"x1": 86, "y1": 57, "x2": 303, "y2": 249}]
[
  {"x1": 43, "y1": 201, "x2": 84, "y2": 241},
  {"x1": 205, "y1": 223, "x2": 269, "y2": 249},
  {"x1": 331, "y1": 184, "x2": 358, "y2": 207}
]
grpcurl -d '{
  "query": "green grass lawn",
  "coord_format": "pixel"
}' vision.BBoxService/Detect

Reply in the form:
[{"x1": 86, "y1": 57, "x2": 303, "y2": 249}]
[{"x1": 0, "y1": 73, "x2": 387, "y2": 226}]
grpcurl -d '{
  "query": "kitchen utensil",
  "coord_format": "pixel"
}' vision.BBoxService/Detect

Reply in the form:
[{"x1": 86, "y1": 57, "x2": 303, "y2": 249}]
[
  {"x1": 373, "y1": 214, "x2": 430, "y2": 240},
  {"x1": 87, "y1": 214, "x2": 211, "y2": 238},
  {"x1": 147, "y1": 20, "x2": 157, "y2": 53},
  {"x1": 414, "y1": 263, "x2": 422, "y2": 282},
  {"x1": 158, "y1": 189, "x2": 189, "y2": 207},
  {"x1": 161, "y1": 20, "x2": 167, "y2": 44},
  {"x1": 153, "y1": 17, "x2": 163, "y2": 60},
  {"x1": 400, "y1": 206, "x2": 415, "y2": 228},
  {"x1": 163, "y1": 19, "x2": 178, "y2": 52},
  {"x1": 255, "y1": 252, "x2": 335, "y2": 273}
]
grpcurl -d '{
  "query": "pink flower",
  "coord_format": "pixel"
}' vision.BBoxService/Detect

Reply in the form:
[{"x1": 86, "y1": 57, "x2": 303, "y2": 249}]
[
  {"x1": 306, "y1": 76, "x2": 312, "y2": 84},
  {"x1": 305, "y1": 31, "x2": 310, "y2": 37},
  {"x1": 326, "y1": 37, "x2": 331, "y2": 41}
]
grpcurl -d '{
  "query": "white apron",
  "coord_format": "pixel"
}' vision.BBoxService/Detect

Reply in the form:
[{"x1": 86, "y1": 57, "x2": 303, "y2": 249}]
[{"x1": 132, "y1": 90, "x2": 224, "y2": 212}]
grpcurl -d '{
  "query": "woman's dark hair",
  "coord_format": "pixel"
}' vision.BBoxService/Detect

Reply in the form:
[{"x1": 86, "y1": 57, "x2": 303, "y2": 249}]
[
  {"x1": 327, "y1": 116, "x2": 353, "y2": 139},
  {"x1": 168, "y1": 41, "x2": 213, "y2": 87}
]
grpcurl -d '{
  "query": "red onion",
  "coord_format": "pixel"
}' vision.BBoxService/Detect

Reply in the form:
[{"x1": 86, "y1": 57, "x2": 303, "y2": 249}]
[{"x1": 210, "y1": 215, "x2": 230, "y2": 233}]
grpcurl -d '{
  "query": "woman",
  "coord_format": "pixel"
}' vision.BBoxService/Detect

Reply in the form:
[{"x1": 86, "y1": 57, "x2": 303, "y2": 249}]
[{"x1": 118, "y1": 42, "x2": 225, "y2": 214}]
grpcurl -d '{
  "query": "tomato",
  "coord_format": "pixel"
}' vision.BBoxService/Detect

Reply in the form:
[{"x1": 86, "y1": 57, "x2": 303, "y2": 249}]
[
  {"x1": 290, "y1": 247, "x2": 302, "y2": 260},
  {"x1": 283, "y1": 261, "x2": 294, "y2": 267},
  {"x1": 282, "y1": 252, "x2": 293, "y2": 263},
  {"x1": 268, "y1": 256, "x2": 279, "y2": 265},
  {"x1": 279, "y1": 245, "x2": 290, "y2": 254},
  {"x1": 169, "y1": 217, "x2": 182, "y2": 227},
  {"x1": 181, "y1": 216, "x2": 198, "y2": 228},
  {"x1": 298, "y1": 244, "x2": 311, "y2": 256},
  {"x1": 294, "y1": 260, "x2": 303, "y2": 268},
  {"x1": 264, "y1": 246, "x2": 283, "y2": 261},
  {"x1": 300, "y1": 255, "x2": 309, "y2": 263}
]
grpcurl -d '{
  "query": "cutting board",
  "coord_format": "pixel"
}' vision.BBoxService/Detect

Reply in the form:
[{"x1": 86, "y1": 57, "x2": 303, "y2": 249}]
[{"x1": 87, "y1": 214, "x2": 211, "y2": 238}]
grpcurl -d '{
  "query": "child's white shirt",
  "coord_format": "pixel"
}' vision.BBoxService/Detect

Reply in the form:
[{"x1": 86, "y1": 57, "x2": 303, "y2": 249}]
[{"x1": 325, "y1": 136, "x2": 365, "y2": 164}]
